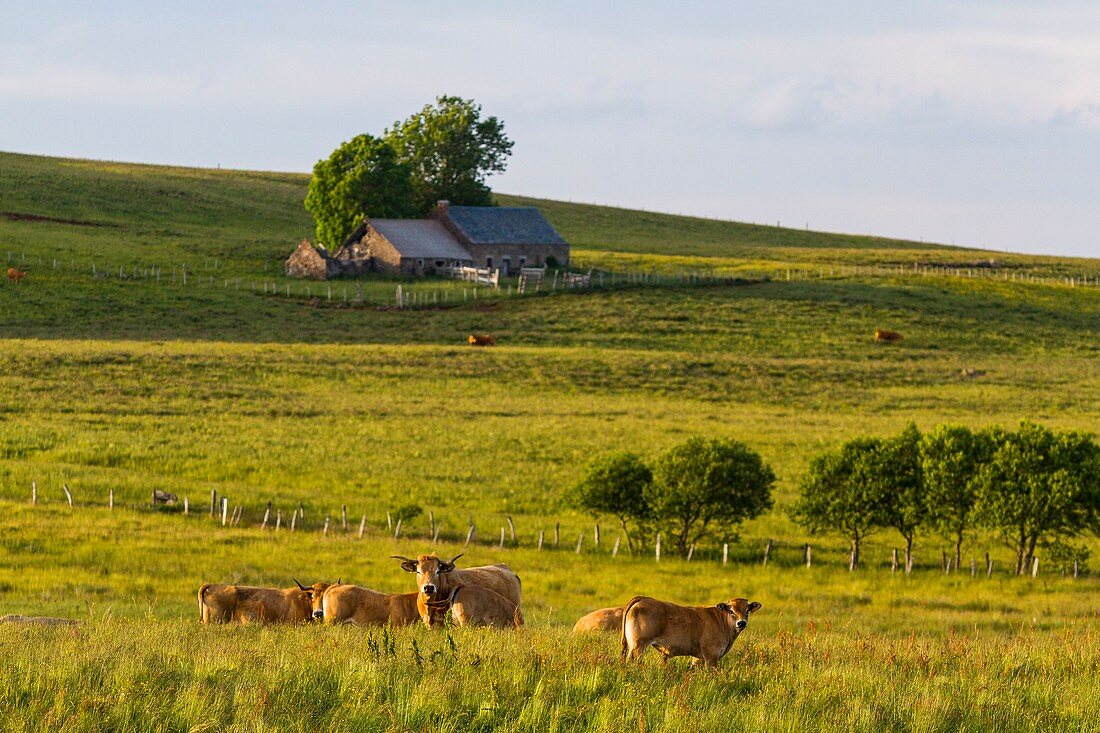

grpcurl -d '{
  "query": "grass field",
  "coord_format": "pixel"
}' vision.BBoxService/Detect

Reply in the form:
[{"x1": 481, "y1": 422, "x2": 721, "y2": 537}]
[{"x1": 1, "y1": 150, "x2": 1099, "y2": 731}]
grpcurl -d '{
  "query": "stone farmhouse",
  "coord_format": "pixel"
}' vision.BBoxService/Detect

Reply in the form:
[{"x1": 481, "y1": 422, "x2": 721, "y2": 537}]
[{"x1": 287, "y1": 202, "x2": 569, "y2": 279}]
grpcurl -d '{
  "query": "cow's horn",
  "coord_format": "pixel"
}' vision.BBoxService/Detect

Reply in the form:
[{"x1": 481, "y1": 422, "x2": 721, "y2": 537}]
[
  {"x1": 337, "y1": 578, "x2": 342, "y2": 586},
  {"x1": 293, "y1": 578, "x2": 308, "y2": 591},
  {"x1": 447, "y1": 554, "x2": 464, "y2": 565},
  {"x1": 390, "y1": 555, "x2": 416, "y2": 563}
]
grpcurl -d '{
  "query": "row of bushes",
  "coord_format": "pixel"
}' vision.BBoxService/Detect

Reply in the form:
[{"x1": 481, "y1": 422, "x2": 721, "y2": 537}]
[{"x1": 570, "y1": 422, "x2": 1100, "y2": 573}]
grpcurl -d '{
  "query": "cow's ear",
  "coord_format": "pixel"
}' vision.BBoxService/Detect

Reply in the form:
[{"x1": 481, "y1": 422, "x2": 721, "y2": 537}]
[
  {"x1": 748, "y1": 601, "x2": 762, "y2": 613},
  {"x1": 716, "y1": 603, "x2": 732, "y2": 614},
  {"x1": 391, "y1": 556, "x2": 419, "y2": 573}
]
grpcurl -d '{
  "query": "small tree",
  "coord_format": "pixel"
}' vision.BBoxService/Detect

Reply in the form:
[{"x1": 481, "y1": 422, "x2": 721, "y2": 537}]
[
  {"x1": 975, "y1": 422, "x2": 1100, "y2": 574},
  {"x1": 649, "y1": 437, "x2": 774, "y2": 558},
  {"x1": 920, "y1": 424, "x2": 990, "y2": 568},
  {"x1": 385, "y1": 95, "x2": 513, "y2": 212},
  {"x1": 304, "y1": 134, "x2": 417, "y2": 247},
  {"x1": 792, "y1": 437, "x2": 890, "y2": 570},
  {"x1": 875, "y1": 423, "x2": 925, "y2": 573},
  {"x1": 570, "y1": 452, "x2": 653, "y2": 554}
]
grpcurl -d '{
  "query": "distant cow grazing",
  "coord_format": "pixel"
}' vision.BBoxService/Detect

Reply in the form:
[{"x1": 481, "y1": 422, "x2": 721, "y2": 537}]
[
  {"x1": 572, "y1": 606, "x2": 623, "y2": 634},
  {"x1": 621, "y1": 595, "x2": 761, "y2": 667},
  {"x1": 308, "y1": 582, "x2": 420, "y2": 627},
  {"x1": 874, "y1": 329, "x2": 903, "y2": 343},
  {"x1": 197, "y1": 582, "x2": 313, "y2": 624},
  {"x1": 468, "y1": 334, "x2": 496, "y2": 346},
  {"x1": 424, "y1": 585, "x2": 524, "y2": 630},
  {"x1": 392, "y1": 553, "x2": 522, "y2": 627},
  {"x1": 7, "y1": 268, "x2": 27, "y2": 284}
]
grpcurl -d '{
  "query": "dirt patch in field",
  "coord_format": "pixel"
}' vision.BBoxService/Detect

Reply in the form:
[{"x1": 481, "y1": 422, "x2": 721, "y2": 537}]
[{"x1": 1, "y1": 211, "x2": 117, "y2": 228}]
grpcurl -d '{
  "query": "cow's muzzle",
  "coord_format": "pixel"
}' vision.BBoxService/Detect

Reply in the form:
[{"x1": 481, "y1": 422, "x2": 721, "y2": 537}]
[
  {"x1": 421, "y1": 584, "x2": 436, "y2": 595},
  {"x1": 735, "y1": 620, "x2": 747, "y2": 630},
  {"x1": 313, "y1": 610, "x2": 324, "y2": 620}
]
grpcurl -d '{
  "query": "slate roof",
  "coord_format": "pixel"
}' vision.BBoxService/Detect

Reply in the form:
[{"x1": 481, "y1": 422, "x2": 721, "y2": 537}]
[
  {"x1": 371, "y1": 219, "x2": 473, "y2": 260},
  {"x1": 443, "y1": 206, "x2": 567, "y2": 246}
]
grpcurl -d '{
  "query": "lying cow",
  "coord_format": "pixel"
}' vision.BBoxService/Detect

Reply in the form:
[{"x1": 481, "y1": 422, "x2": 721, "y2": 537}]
[
  {"x1": 197, "y1": 581, "x2": 312, "y2": 624},
  {"x1": 468, "y1": 334, "x2": 496, "y2": 346},
  {"x1": 392, "y1": 553, "x2": 522, "y2": 627},
  {"x1": 307, "y1": 582, "x2": 420, "y2": 627},
  {"x1": 874, "y1": 329, "x2": 903, "y2": 343},
  {"x1": 621, "y1": 595, "x2": 762, "y2": 667},
  {"x1": 6, "y1": 267, "x2": 27, "y2": 284},
  {"x1": 572, "y1": 606, "x2": 623, "y2": 634},
  {"x1": 423, "y1": 585, "x2": 524, "y2": 629}
]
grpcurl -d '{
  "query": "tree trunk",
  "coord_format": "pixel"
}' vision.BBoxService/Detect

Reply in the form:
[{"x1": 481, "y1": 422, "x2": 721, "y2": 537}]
[
  {"x1": 954, "y1": 532, "x2": 964, "y2": 570},
  {"x1": 1023, "y1": 534, "x2": 1039, "y2": 576},
  {"x1": 849, "y1": 535, "x2": 860, "y2": 571}
]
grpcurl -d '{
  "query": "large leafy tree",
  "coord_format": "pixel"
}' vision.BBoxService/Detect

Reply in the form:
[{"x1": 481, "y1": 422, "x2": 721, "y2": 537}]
[
  {"x1": 792, "y1": 437, "x2": 891, "y2": 570},
  {"x1": 875, "y1": 423, "x2": 925, "y2": 573},
  {"x1": 304, "y1": 134, "x2": 417, "y2": 248},
  {"x1": 570, "y1": 452, "x2": 653, "y2": 554},
  {"x1": 920, "y1": 424, "x2": 991, "y2": 568},
  {"x1": 975, "y1": 422, "x2": 1100, "y2": 574},
  {"x1": 385, "y1": 95, "x2": 513, "y2": 211},
  {"x1": 648, "y1": 437, "x2": 774, "y2": 558}
]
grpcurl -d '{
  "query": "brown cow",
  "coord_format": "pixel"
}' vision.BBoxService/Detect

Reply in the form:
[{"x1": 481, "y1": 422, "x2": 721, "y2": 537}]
[
  {"x1": 308, "y1": 582, "x2": 420, "y2": 627},
  {"x1": 422, "y1": 585, "x2": 524, "y2": 630},
  {"x1": 572, "y1": 606, "x2": 623, "y2": 634},
  {"x1": 468, "y1": 334, "x2": 496, "y2": 346},
  {"x1": 392, "y1": 553, "x2": 522, "y2": 626},
  {"x1": 7, "y1": 268, "x2": 27, "y2": 284},
  {"x1": 197, "y1": 582, "x2": 312, "y2": 624},
  {"x1": 621, "y1": 595, "x2": 762, "y2": 667},
  {"x1": 874, "y1": 329, "x2": 903, "y2": 343}
]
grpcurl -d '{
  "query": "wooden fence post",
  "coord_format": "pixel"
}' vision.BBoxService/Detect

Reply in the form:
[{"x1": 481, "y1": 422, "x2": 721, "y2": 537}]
[
  {"x1": 499, "y1": 527, "x2": 505, "y2": 549},
  {"x1": 342, "y1": 505, "x2": 348, "y2": 533},
  {"x1": 429, "y1": 511, "x2": 435, "y2": 540},
  {"x1": 891, "y1": 549, "x2": 898, "y2": 573},
  {"x1": 804, "y1": 544, "x2": 812, "y2": 568},
  {"x1": 465, "y1": 524, "x2": 475, "y2": 547},
  {"x1": 183, "y1": 496, "x2": 189, "y2": 516},
  {"x1": 394, "y1": 518, "x2": 402, "y2": 539},
  {"x1": 594, "y1": 524, "x2": 600, "y2": 548},
  {"x1": 63, "y1": 484, "x2": 73, "y2": 508},
  {"x1": 276, "y1": 509, "x2": 282, "y2": 532},
  {"x1": 210, "y1": 489, "x2": 217, "y2": 517},
  {"x1": 1031, "y1": 557, "x2": 1039, "y2": 578},
  {"x1": 220, "y1": 497, "x2": 228, "y2": 526},
  {"x1": 290, "y1": 508, "x2": 298, "y2": 532},
  {"x1": 109, "y1": 488, "x2": 114, "y2": 510},
  {"x1": 554, "y1": 522, "x2": 560, "y2": 549},
  {"x1": 432, "y1": 523, "x2": 441, "y2": 543},
  {"x1": 575, "y1": 533, "x2": 584, "y2": 554},
  {"x1": 723, "y1": 543, "x2": 729, "y2": 565},
  {"x1": 323, "y1": 516, "x2": 330, "y2": 536},
  {"x1": 537, "y1": 530, "x2": 545, "y2": 551},
  {"x1": 986, "y1": 553, "x2": 993, "y2": 577},
  {"x1": 763, "y1": 540, "x2": 772, "y2": 566},
  {"x1": 686, "y1": 543, "x2": 695, "y2": 562},
  {"x1": 262, "y1": 501, "x2": 272, "y2": 530},
  {"x1": 1073, "y1": 559, "x2": 1079, "y2": 579},
  {"x1": 359, "y1": 515, "x2": 366, "y2": 539},
  {"x1": 507, "y1": 516, "x2": 516, "y2": 543},
  {"x1": 655, "y1": 533, "x2": 661, "y2": 563},
  {"x1": 970, "y1": 558, "x2": 976, "y2": 577},
  {"x1": 31, "y1": 481, "x2": 36, "y2": 506},
  {"x1": 386, "y1": 512, "x2": 392, "y2": 530},
  {"x1": 298, "y1": 502, "x2": 305, "y2": 521}
]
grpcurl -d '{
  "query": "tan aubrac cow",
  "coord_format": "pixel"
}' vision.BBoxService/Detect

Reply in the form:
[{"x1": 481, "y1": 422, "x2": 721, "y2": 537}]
[
  {"x1": 197, "y1": 582, "x2": 313, "y2": 624},
  {"x1": 572, "y1": 606, "x2": 623, "y2": 634},
  {"x1": 423, "y1": 585, "x2": 524, "y2": 630},
  {"x1": 307, "y1": 582, "x2": 420, "y2": 627},
  {"x1": 620, "y1": 595, "x2": 762, "y2": 667},
  {"x1": 391, "y1": 553, "x2": 522, "y2": 626}
]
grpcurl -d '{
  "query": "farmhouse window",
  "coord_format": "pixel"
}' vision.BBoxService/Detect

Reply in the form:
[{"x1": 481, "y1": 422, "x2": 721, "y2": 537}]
[
  {"x1": 417, "y1": 259, "x2": 424, "y2": 268},
  {"x1": 486, "y1": 257, "x2": 493, "y2": 268},
  {"x1": 435, "y1": 260, "x2": 445, "y2": 268}
]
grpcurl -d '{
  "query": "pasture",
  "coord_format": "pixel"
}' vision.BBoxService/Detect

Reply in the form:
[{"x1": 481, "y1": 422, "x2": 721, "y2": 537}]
[{"x1": 1, "y1": 150, "x2": 1099, "y2": 731}]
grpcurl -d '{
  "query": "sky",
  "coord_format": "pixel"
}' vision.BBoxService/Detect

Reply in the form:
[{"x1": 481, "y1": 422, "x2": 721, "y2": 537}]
[{"x1": 2, "y1": 2, "x2": 1098, "y2": 258}]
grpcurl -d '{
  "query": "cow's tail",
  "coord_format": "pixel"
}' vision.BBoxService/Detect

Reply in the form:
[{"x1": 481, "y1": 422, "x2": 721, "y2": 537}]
[
  {"x1": 620, "y1": 596, "x2": 645, "y2": 659},
  {"x1": 198, "y1": 584, "x2": 211, "y2": 623}
]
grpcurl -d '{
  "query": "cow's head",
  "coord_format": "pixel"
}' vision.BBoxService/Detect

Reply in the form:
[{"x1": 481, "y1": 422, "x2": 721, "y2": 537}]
[
  {"x1": 716, "y1": 598, "x2": 762, "y2": 633},
  {"x1": 392, "y1": 554, "x2": 462, "y2": 596},
  {"x1": 294, "y1": 579, "x2": 336, "y2": 620}
]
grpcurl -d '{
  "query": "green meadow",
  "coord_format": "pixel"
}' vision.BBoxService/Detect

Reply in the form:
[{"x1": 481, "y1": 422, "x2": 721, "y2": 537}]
[{"x1": 1, "y1": 150, "x2": 1099, "y2": 731}]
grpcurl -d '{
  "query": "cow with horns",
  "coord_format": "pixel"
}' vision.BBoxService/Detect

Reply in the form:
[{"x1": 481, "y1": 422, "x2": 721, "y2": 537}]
[{"x1": 391, "y1": 553, "x2": 522, "y2": 628}]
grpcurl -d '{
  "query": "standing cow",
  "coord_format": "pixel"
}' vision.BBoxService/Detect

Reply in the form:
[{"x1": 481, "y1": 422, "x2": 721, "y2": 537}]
[
  {"x1": 197, "y1": 582, "x2": 313, "y2": 624},
  {"x1": 621, "y1": 595, "x2": 761, "y2": 667},
  {"x1": 391, "y1": 553, "x2": 522, "y2": 627},
  {"x1": 307, "y1": 582, "x2": 420, "y2": 627}
]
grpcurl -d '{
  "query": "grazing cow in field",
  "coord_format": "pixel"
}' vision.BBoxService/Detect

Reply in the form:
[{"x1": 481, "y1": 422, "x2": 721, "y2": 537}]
[
  {"x1": 197, "y1": 582, "x2": 312, "y2": 624},
  {"x1": 307, "y1": 582, "x2": 420, "y2": 627},
  {"x1": 7, "y1": 268, "x2": 27, "y2": 283},
  {"x1": 468, "y1": 333, "x2": 496, "y2": 346},
  {"x1": 874, "y1": 329, "x2": 903, "y2": 343},
  {"x1": 423, "y1": 585, "x2": 524, "y2": 630},
  {"x1": 572, "y1": 606, "x2": 624, "y2": 634},
  {"x1": 620, "y1": 595, "x2": 762, "y2": 667},
  {"x1": 391, "y1": 553, "x2": 522, "y2": 626}
]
